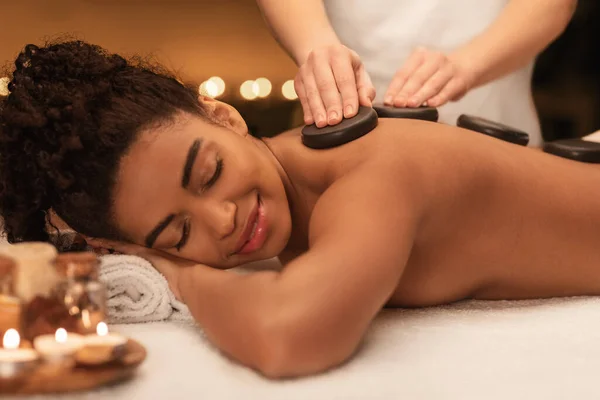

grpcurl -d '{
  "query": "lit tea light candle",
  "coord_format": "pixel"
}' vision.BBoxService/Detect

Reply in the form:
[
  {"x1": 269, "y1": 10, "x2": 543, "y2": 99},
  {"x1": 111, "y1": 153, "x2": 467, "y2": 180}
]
[
  {"x1": 0, "y1": 329, "x2": 39, "y2": 378},
  {"x1": 85, "y1": 322, "x2": 127, "y2": 347},
  {"x1": 76, "y1": 322, "x2": 128, "y2": 366},
  {"x1": 33, "y1": 328, "x2": 85, "y2": 363}
]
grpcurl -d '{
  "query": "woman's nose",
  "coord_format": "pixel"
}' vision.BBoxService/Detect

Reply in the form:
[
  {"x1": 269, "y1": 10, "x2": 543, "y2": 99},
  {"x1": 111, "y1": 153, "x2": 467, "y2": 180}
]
[{"x1": 204, "y1": 199, "x2": 237, "y2": 239}]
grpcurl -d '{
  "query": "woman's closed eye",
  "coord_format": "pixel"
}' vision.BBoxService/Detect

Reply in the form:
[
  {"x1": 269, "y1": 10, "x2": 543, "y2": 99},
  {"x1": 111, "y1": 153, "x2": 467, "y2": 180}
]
[
  {"x1": 202, "y1": 156, "x2": 223, "y2": 190},
  {"x1": 173, "y1": 157, "x2": 222, "y2": 252},
  {"x1": 175, "y1": 218, "x2": 191, "y2": 252}
]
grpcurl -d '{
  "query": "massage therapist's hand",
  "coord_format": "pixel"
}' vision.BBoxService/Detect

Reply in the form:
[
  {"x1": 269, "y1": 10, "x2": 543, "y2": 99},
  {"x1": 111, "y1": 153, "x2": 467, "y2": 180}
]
[
  {"x1": 384, "y1": 47, "x2": 476, "y2": 109},
  {"x1": 297, "y1": 43, "x2": 376, "y2": 127},
  {"x1": 86, "y1": 238, "x2": 197, "y2": 301}
]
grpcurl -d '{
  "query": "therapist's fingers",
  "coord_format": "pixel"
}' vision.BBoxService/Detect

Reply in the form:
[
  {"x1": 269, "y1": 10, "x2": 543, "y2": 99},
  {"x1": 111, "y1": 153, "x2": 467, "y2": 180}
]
[
  {"x1": 394, "y1": 52, "x2": 446, "y2": 107},
  {"x1": 384, "y1": 48, "x2": 426, "y2": 106},
  {"x1": 298, "y1": 63, "x2": 328, "y2": 127},
  {"x1": 406, "y1": 64, "x2": 454, "y2": 108},
  {"x1": 354, "y1": 55, "x2": 376, "y2": 109},
  {"x1": 311, "y1": 51, "x2": 344, "y2": 125},
  {"x1": 294, "y1": 76, "x2": 314, "y2": 125},
  {"x1": 331, "y1": 48, "x2": 360, "y2": 119},
  {"x1": 427, "y1": 61, "x2": 473, "y2": 107},
  {"x1": 427, "y1": 77, "x2": 467, "y2": 107}
]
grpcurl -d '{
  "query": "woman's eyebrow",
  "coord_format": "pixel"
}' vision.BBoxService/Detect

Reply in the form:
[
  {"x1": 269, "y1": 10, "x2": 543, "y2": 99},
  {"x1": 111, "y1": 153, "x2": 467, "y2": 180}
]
[
  {"x1": 145, "y1": 213, "x2": 175, "y2": 248},
  {"x1": 181, "y1": 138, "x2": 202, "y2": 189}
]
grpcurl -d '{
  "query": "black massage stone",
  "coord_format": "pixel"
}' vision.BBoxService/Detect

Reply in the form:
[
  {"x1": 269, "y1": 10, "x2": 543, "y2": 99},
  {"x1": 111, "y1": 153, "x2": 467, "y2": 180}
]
[
  {"x1": 457, "y1": 114, "x2": 529, "y2": 146},
  {"x1": 301, "y1": 106, "x2": 378, "y2": 149},
  {"x1": 543, "y1": 139, "x2": 600, "y2": 163},
  {"x1": 372, "y1": 104, "x2": 439, "y2": 122}
]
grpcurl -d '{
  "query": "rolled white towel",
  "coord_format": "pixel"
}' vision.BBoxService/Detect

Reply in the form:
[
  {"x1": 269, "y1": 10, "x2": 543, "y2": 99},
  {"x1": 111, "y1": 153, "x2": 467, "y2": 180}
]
[{"x1": 99, "y1": 254, "x2": 193, "y2": 324}]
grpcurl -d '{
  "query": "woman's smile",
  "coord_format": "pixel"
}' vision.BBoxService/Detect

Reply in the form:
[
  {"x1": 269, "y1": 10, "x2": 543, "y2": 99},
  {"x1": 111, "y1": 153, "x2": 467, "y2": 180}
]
[{"x1": 234, "y1": 193, "x2": 268, "y2": 255}]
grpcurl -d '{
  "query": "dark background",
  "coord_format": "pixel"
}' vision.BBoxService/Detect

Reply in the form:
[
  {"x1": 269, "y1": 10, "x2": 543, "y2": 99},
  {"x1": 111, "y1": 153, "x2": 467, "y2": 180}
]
[
  {"x1": 532, "y1": 1, "x2": 600, "y2": 141},
  {"x1": 1, "y1": 0, "x2": 598, "y2": 141}
]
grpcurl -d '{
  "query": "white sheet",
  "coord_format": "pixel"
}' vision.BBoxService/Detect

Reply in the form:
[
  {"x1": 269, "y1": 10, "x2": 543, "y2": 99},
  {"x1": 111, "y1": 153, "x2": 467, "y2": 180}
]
[{"x1": 18, "y1": 296, "x2": 600, "y2": 399}]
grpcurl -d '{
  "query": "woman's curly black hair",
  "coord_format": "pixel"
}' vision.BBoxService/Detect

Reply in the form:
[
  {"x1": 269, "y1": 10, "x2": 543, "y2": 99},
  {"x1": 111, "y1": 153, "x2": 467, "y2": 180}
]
[{"x1": 0, "y1": 40, "x2": 208, "y2": 243}]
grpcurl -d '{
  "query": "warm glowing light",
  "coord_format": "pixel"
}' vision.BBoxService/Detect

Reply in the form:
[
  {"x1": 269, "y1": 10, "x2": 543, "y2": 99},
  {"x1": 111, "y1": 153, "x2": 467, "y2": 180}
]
[
  {"x1": 0, "y1": 77, "x2": 10, "y2": 96},
  {"x1": 199, "y1": 80, "x2": 218, "y2": 98},
  {"x1": 282, "y1": 80, "x2": 298, "y2": 100},
  {"x1": 55, "y1": 328, "x2": 67, "y2": 343},
  {"x1": 199, "y1": 76, "x2": 226, "y2": 98},
  {"x1": 255, "y1": 77, "x2": 272, "y2": 98},
  {"x1": 82, "y1": 309, "x2": 91, "y2": 328},
  {"x1": 205, "y1": 80, "x2": 219, "y2": 97},
  {"x1": 209, "y1": 76, "x2": 225, "y2": 96},
  {"x1": 96, "y1": 322, "x2": 108, "y2": 336},
  {"x1": 3, "y1": 329, "x2": 20, "y2": 349},
  {"x1": 240, "y1": 80, "x2": 258, "y2": 100}
]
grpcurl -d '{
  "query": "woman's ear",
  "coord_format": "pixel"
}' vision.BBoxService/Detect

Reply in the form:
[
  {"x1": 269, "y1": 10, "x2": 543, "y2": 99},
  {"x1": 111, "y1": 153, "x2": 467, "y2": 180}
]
[{"x1": 199, "y1": 96, "x2": 248, "y2": 136}]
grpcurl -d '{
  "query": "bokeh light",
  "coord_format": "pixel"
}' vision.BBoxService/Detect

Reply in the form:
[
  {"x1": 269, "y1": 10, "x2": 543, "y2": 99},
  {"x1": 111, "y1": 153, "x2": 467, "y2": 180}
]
[
  {"x1": 0, "y1": 77, "x2": 10, "y2": 96},
  {"x1": 240, "y1": 80, "x2": 259, "y2": 100},
  {"x1": 208, "y1": 76, "x2": 225, "y2": 97},
  {"x1": 282, "y1": 80, "x2": 298, "y2": 100},
  {"x1": 255, "y1": 77, "x2": 272, "y2": 98}
]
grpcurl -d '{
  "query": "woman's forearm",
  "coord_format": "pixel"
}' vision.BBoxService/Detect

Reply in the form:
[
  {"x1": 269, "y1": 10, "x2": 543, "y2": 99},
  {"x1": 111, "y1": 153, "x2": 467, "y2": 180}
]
[
  {"x1": 255, "y1": 0, "x2": 340, "y2": 65},
  {"x1": 177, "y1": 246, "x2": 404, "y2": 377},
  {"x1": 177, "y1": 265, "x2": 285, "y2": 375},
  {"x1": 176, "y1": 257, "x2": 373, "y2": 378},
  {"x1": 451, "y1": 0, "x2": 577, "y2": 88}
]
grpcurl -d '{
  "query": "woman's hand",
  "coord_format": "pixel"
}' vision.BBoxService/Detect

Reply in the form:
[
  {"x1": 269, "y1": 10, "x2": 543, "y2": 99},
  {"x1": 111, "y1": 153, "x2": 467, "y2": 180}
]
[
  {"x1": 384, "y1": 47, "x2": 476, "y2": 109},
  {"x1": 296, "y1": 43, "x2": 376, "y2": 127},
  {"x1": 86, "y1": 238, "x2": 196, "y2": 301}
]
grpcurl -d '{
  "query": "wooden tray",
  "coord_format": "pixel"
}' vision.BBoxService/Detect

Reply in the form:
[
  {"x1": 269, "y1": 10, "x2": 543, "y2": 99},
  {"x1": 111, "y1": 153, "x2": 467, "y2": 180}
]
[{"x1": 0, "y1": 339, "x2": 146, "y2": 395}]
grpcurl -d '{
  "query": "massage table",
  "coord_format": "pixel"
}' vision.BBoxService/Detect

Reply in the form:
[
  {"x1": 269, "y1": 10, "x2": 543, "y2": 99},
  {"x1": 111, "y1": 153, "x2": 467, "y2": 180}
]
[{"x1": 17, "y1": 296, "x2": 600, "y2": 399}]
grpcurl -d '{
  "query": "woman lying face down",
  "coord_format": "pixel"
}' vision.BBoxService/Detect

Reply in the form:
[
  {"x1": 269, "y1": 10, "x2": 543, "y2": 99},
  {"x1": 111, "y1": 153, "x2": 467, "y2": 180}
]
[{"x1": 3, "y1": 41, "x2": 600, "y2": 378}]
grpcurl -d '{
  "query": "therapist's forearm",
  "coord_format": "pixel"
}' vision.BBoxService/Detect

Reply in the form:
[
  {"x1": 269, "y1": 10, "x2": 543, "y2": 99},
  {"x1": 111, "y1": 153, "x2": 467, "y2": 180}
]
[
  {"x1": 256, "y1": 0, "x2": 340, "y2": 65},
  {"x1": 451, "y1": 0, "x2": 577, "y2": 88}
]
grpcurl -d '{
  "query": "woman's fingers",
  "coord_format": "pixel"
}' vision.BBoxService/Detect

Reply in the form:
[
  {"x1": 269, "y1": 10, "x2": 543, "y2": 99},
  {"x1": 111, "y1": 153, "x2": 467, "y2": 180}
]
[{"x1": 85, "y1": 237, "x2": 144, "y2": 255}]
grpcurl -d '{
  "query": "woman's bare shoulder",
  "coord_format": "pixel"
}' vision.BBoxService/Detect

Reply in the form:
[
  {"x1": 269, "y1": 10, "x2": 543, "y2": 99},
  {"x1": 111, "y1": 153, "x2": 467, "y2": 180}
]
[{"x1": 267, "y1": 117, "x2": 512, "y2": 195}]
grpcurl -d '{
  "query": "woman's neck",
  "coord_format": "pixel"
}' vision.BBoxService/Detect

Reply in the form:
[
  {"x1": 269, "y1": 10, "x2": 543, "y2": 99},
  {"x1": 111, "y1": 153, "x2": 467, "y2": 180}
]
[{"x1": 254, "y1": 135, "x2": 322, "y2": 260}]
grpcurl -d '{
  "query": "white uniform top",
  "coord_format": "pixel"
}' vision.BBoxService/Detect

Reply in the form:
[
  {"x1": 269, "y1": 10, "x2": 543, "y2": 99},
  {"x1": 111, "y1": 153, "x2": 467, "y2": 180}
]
[{"x1": 323, "y1": 0, "x2": 542, "y2": 146}]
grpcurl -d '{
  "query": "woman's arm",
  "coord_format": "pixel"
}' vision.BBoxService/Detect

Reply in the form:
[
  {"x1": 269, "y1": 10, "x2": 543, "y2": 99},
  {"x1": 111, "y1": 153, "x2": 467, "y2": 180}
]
[
  {"x1": 177, "y1": 166, "x2": 420, "y2": 378},
  {"x1": 451, "y1": 0, "x2": 577, "y2": 88}
]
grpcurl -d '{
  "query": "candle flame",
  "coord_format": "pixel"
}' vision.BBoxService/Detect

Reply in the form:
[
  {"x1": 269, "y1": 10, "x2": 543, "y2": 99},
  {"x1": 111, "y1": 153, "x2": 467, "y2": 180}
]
[
  {"x1": 55, "y1": 328, "x2": 67, "y2": 343},
  {"x1": 96, "y1": 321, "x2": 108, "y2": 336},
  {"x1": 2, "y1": 328, "x2": 20, "y2": 349}
]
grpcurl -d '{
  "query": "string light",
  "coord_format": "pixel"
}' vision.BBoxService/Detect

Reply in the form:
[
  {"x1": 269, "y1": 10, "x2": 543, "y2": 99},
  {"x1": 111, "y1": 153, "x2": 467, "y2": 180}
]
[
  {"x1": 209, "y1": 76, "x2": 226, "y2": 97},
  {"x1": 0, "y1": 77, "x2": 10, "y2": 96},
  {"x1": 199, "y1": 80, "x2": 218, "y2": 97},
  {"x1": 255, "y1": 77, "x2": 272, "y2": 98},
  {"x1": 240, "y1": 80, "x2": 259, "y2": 100},
  {"x1": 199, "y1": 76, "x2": 226, "y2": 98},
  {"x1": 195, "y1": 76, "x2": 296, "y2": 101},
  {"x1": 282, "y1": 80, "x2": 297, "y2": 100}
]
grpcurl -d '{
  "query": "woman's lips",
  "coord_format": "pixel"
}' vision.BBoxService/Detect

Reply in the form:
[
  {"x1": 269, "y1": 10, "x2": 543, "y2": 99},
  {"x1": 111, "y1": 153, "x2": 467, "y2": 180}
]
[{"x1": 235, "y1": 195, "x2": 268, "y2": 255}]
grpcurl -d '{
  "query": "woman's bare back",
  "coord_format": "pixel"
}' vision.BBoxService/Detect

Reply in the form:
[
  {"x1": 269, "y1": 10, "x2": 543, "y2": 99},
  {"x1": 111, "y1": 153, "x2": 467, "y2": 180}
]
[{"x1": 269, "y1": 118, "x2": 600, "y2": 308}]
